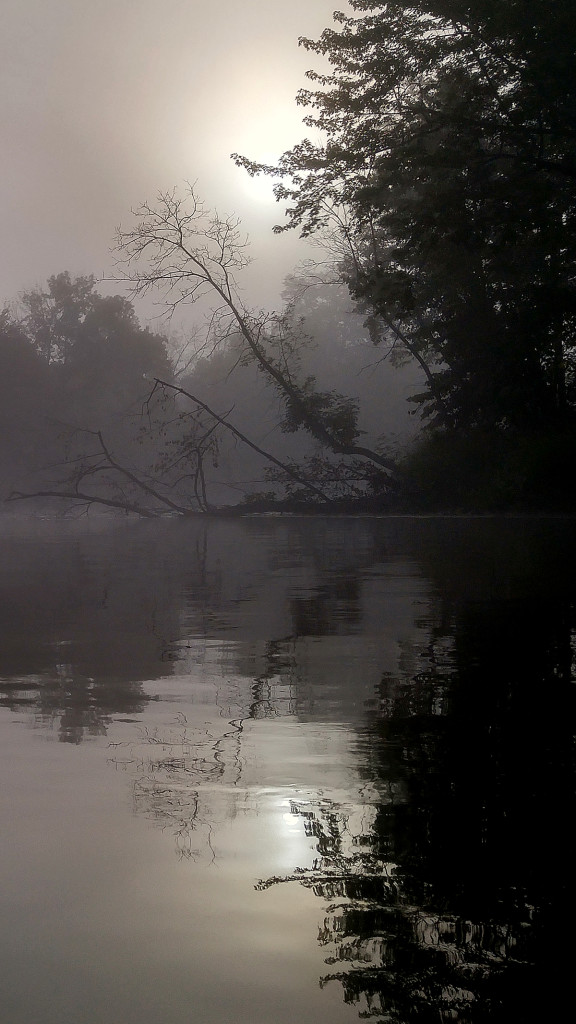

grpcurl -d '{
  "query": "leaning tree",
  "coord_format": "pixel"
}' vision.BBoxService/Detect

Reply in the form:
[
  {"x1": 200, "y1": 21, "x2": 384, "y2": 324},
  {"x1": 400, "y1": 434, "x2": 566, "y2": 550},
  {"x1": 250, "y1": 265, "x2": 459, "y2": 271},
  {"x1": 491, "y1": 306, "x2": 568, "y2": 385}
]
[{"x1": 113, "y1": 185, "x2": 399, "y2": 503}]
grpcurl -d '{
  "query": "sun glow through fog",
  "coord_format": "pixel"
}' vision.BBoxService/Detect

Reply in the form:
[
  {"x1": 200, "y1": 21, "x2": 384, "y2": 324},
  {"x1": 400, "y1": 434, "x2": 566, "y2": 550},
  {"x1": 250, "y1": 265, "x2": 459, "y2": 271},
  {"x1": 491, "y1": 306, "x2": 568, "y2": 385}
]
[
  {"x1": 238, "y1": 159, "x2": 282, "y2": 205},
  {"x1": 0, "y1": 0, "x2": 337, "y2": 309}
]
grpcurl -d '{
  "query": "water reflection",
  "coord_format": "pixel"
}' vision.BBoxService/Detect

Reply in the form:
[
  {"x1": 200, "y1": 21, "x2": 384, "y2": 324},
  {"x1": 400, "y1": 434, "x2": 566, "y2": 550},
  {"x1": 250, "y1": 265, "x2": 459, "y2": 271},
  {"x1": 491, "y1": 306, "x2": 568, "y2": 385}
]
[
  {"x1": 0, "y1": 514, "x2": 573, "y2": 1022},
  {"x1": 254, "y1": 586, "x2": 573, "y2": 1021}
]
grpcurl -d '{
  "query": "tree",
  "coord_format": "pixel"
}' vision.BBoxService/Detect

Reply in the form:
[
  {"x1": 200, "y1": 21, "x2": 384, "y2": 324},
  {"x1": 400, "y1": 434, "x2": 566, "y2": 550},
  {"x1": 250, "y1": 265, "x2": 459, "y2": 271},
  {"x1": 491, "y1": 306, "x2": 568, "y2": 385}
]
[
  {"x1": 233, "y1": 1, "x2": 576, "y2": 432},
  {"x1": 19, "y1": 273, "x2": 173, "y2": 421},
  {"x1": 113, "y1": 186, "x2": 398, "y2": 498},
  {"x1": 7, "y1": 275, "x2": 216, "y2": 516},
  {"x1": 21, "y1": 272, "x2": 96, "y2": 364},
  {"x1": 6, "y1": 271, "x2": 335, "y2": 514},
  {"x1": 0, "y1": 309, "x2": 52, "y2": 496}
]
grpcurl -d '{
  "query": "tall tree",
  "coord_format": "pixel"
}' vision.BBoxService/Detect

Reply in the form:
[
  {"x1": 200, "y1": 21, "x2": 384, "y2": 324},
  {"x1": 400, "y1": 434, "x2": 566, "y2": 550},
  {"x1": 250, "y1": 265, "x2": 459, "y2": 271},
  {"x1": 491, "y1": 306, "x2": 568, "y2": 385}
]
[
  {"x1": 234, "y1": 1, "x2": 576, "y2": 431},
  {"x1": 21, "y1": 272, "x2": 96, "y2": 364}
]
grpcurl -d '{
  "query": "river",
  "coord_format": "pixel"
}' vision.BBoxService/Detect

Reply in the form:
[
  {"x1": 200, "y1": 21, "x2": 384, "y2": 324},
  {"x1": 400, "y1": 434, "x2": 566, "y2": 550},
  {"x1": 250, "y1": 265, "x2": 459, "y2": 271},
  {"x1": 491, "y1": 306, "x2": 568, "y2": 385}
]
[{"x1": 0, "y1": 514, "x2": 573, "y2": 1023}]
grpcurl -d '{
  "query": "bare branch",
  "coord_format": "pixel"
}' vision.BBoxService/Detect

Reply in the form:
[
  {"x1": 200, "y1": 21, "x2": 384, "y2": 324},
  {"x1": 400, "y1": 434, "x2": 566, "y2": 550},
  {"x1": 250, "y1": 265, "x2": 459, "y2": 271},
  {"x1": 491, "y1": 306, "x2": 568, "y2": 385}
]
[
  {"x1": 114, "y1": 184, "x2": 397, "y2": 480},
  {"x1": 151, "y1": 378, "x2": 331, "y2": 503},
  {"x1": 6, "y1": 489, "x2": 159, "y2": 518}
]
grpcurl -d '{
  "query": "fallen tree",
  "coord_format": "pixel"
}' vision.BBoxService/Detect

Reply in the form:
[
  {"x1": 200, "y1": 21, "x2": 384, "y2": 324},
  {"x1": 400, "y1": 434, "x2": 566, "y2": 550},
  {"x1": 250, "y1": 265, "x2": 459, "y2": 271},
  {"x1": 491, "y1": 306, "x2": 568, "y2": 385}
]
[
  {"x1": 6, "y1": 384, "x2": 334, "y2": 516},
  {"x1": 114, "y1": 186, "x2": 398, "y2": 483}
]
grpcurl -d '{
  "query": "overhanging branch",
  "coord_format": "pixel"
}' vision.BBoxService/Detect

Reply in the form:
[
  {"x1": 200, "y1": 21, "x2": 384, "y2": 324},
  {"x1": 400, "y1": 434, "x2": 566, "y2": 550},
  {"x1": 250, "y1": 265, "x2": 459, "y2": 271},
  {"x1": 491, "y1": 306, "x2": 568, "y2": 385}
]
[{"x1": 150, "y1": 378, "x2": 331, "y2": 503}]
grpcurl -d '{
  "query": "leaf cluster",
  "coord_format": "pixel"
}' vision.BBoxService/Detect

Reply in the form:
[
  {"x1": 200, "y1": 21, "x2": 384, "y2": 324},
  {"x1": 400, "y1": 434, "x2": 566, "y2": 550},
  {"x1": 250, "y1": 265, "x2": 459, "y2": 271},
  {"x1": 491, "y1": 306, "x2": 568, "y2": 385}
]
[{"x1": 234, "y1": 1, "x2": 576, "y2": 433}]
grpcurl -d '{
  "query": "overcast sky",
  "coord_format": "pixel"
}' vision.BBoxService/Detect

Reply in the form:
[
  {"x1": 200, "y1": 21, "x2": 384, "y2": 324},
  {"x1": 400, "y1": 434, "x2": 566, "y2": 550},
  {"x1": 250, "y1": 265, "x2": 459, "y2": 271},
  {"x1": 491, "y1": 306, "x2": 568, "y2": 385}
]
[{"x1": 1, "y1": 0, "x2": 344, "y2": 323}]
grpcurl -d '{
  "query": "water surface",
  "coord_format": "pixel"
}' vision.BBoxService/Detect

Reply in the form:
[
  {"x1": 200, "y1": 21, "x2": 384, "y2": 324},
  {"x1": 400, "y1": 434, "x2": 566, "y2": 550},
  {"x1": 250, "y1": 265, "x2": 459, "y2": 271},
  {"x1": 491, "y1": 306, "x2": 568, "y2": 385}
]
[{"x1": 1, "y1": 515, "x2": 573, "y2": 1023}]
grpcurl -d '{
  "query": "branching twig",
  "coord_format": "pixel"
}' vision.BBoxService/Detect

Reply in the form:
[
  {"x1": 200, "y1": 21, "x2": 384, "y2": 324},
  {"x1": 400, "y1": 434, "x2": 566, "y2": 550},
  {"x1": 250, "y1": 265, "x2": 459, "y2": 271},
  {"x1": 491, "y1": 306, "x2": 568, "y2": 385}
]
[{"x1": 150, "y1": 378, "x2": 331, "y2": 503}]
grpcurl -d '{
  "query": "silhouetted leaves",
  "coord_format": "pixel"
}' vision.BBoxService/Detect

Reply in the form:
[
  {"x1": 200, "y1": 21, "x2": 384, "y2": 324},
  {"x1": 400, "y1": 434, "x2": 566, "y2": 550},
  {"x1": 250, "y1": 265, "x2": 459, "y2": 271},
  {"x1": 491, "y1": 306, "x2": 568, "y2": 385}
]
[{"x1": 236, "y1": 1, "x2": 576, "y2": 436}]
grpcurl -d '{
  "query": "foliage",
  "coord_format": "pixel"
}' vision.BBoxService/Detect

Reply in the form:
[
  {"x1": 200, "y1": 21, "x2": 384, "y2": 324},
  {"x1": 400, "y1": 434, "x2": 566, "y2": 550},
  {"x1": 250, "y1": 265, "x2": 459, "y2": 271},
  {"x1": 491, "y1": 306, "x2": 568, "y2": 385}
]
[
  {"x1": 234, "y1": 1, "x2": 576, "y2": 433},
  {"x1": 264, "y1": 452, "x2": 391, "y2": 506},
  {"x1": 4, "y1": 275, "x2": 225, "y2": 514},
  {"x1": 20, "y1": 272, "x2": 172, "y2": 409},
  {"x1": 397, "y1": 425, "x2": 576, "y2": 511},
  {"x1": 5, "y1": 266, "x2": 390, "y2": 514},
  {"x1": 280, "y1": 377, "x2": 360, "y2": 445},
  {"x1": 21, "y1": 272, "x2": 96, "y2": 364},
  {"x1": 0, "y1": 310, "x2": 52, "y2": 488}
]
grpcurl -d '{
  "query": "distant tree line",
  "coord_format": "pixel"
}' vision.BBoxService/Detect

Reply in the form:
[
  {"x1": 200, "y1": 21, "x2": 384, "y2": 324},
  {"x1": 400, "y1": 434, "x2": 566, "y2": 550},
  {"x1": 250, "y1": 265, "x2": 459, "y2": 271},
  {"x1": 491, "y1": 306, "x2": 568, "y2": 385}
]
[
  {"x1": 0, "y1": 274, "x2": 184, "y2": 514},
  {"x1": 1, "y1": 268, "x2": 416, "y2": 515}
]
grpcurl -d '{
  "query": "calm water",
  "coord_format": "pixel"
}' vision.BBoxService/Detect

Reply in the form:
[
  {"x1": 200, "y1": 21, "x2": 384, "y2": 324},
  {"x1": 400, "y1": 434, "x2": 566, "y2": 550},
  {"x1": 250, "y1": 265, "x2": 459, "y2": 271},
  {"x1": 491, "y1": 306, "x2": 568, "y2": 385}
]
[{"x1": 0, "y1": 514, "x2": 573, "y2": 1023}]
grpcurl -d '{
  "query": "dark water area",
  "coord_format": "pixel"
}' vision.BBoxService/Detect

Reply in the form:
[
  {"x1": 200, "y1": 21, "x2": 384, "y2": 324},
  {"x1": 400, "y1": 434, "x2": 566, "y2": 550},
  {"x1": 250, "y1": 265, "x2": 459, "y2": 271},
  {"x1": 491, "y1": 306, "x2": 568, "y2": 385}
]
[{"x1": 0, "y1": 514, "x2": 573, "y2": 1023}]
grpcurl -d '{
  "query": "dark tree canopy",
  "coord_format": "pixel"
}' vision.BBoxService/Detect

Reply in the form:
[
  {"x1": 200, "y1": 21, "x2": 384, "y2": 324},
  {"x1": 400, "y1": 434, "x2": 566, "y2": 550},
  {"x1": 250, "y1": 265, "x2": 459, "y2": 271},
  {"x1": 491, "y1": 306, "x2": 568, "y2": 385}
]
[
  {"x1": 2, "y1": 276, "x2": 190, "y2": 513},
  {"x1": 234, "y1": 1, "x2": 576, "y2": 432}
]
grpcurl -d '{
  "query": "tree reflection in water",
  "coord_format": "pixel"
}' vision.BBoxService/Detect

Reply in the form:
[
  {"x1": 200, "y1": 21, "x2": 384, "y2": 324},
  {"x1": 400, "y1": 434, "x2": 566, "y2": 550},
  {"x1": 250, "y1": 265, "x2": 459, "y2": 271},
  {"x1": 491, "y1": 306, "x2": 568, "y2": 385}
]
[
  {"x1": 107, "y1": 673, "x2": 293, "y2": 862},
  {"x1": 257, "y1": 795, "x2": 531, "y2": 1022},
  {"x1": 2, "y1": 516, "x2": 572, "y2": 1020},
  {"x1": 138, "y1": 718, "x2": 249, "y2": 862},
  {"x1": 253, "y1": 591, "x2": 574, "y2": 1023},
  {"x1": 107, "y1": 582, "x2": 572, "y2": 1020}
]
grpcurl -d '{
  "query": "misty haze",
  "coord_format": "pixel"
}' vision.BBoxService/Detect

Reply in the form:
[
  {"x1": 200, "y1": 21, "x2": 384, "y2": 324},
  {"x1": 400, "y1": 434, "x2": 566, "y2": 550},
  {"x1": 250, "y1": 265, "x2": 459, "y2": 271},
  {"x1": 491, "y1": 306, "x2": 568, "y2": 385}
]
[{"x1": 1, "y1": 3, "x2": 574, "y2": 1023}]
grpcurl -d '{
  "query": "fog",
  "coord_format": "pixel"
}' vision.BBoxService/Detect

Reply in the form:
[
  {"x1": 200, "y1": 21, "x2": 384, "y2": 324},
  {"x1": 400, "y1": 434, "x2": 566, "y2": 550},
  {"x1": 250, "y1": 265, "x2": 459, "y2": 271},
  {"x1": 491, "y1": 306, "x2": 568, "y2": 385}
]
[
  {"x1": 0, "y1": 0, "x2": 426, "y2": 516},
  {"x1": 1, "y1": 0, "x2": 343, "y2": 314},
  {"x1": 0, "y1": 267, "x2": 421, "y2": 510}
]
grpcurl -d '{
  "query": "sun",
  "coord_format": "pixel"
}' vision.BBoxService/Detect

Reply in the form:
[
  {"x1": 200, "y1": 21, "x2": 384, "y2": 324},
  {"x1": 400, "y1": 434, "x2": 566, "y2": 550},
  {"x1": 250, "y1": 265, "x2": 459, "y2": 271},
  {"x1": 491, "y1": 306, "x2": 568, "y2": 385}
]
[{"x1": 237, "y1": 154, "x2": 282, "y2": 206}]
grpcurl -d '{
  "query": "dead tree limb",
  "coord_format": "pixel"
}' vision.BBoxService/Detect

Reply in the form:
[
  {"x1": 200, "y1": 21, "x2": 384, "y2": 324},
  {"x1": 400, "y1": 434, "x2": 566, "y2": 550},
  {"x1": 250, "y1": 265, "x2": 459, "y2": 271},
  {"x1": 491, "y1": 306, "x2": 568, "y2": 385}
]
[
  {"x1": 6, "y1": 489, "x2": 158, "y2": 517},
  {"x1": 150, "y1": 378, "x2": 331, "y2": 503},
  {"x1": 114, "y1": 186, "x2": 398, "y2": 482}
]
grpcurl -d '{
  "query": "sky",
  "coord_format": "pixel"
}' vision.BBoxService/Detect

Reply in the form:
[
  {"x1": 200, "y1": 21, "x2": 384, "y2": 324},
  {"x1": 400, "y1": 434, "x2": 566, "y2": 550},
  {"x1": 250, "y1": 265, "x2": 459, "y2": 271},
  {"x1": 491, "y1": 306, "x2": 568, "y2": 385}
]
[{"x1": 1, "y1": 0, "x2": 345, "y2": 324}]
